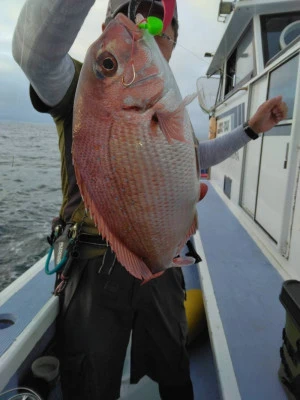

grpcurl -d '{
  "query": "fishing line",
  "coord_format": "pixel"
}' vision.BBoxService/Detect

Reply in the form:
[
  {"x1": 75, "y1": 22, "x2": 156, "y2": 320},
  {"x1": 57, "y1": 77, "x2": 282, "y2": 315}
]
[
  {"x1": 121, "y1": 20, "x2": 215, "y2": 87},
  {"x1": 121, "y1": 28, "x2": 138, "y2": 86},
  {"x1": 147, "y1": 0, "x2": 155, "y2": 19},
  {"x1": 126, "y1": 1, "x2": 209, "y2": 69},
  {"x1": 162, "y1": 34, "x2": 211, "y2": 65},
  {"x1": 162, "y1": 33, "x2": 228, "y2": 79},
  {"x1": 122, "y1": 20, "x2": 224, "y2": 80}
]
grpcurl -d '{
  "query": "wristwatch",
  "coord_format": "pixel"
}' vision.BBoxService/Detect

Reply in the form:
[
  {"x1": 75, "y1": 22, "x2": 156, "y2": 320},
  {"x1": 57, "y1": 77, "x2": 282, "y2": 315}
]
[{"x1": 243, "y1": 121, "x2": 259, "y2": 140}]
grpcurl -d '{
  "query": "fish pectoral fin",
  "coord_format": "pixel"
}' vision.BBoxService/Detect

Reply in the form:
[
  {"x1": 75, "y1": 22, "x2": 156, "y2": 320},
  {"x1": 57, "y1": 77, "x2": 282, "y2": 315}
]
[
  {"x1": 155, "y1": 106, "x2": 186, "y2": 143},
  {"x1": 181, "y1": 92, "x2": 198, "y2": 107},
  {"x1": 154, "y1": 92, "x2": 197, "y2": 144},
  {"x1": 172, "y1": 256, "x2": 195, "y2": 267}
]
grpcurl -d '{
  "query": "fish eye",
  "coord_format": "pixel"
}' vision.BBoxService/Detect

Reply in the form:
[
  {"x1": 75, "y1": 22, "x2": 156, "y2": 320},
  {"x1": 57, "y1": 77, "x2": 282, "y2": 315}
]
[
  {"x1": 103, "y1": 58, "x2": 114, "y2": 70},
  {"x1": 95, "y1": 51, "x2": 118, "y2": 78}
]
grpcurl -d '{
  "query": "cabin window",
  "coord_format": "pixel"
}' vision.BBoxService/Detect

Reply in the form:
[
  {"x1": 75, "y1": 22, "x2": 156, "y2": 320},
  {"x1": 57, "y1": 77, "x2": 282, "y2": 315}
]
[
  {"x1": 261, "y1": 12, "x2": 300, "y2": 65},
  {"x1": 225, "y1": 25, "x2": 254, "y2": 95},
  {"x1": 268, "y1": 54, "x2": 299, "y2": 120}
]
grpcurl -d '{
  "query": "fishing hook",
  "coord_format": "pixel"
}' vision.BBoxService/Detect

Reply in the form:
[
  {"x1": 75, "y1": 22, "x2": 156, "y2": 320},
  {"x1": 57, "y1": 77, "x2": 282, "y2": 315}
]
[{"x1": 122, "y1": 62, "x2": 136, "y2": 87}]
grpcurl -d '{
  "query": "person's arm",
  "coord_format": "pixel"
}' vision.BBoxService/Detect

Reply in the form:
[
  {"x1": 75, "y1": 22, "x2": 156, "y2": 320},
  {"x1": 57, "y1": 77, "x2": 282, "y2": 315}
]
[
  {"x1": 199, "y1": 126, "x2": 250, "y2": 169},
  {"x1": 199, "y1": 96, "x2": 288, "y2": 169},
  {"x1": 12, "y1": 0, "x2": 95, "y2": 107}
]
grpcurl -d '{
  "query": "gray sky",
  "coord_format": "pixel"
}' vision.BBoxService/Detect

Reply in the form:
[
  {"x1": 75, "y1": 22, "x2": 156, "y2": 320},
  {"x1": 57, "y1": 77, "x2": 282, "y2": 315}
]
[{"x1": 0, "y1": 0, "x2": 225, "y2": 140}]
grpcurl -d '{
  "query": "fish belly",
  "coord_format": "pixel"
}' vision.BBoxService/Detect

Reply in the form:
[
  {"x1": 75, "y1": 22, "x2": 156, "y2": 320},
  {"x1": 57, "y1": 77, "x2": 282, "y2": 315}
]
[{"x1": 73, "y1": 112, "x2": 199, "y2": 279}]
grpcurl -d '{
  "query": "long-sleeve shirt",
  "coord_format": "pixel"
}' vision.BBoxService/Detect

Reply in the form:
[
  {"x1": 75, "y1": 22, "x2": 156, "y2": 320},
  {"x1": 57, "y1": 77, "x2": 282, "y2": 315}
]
[
  {"x1": 12, "y1": 0, "x2": 250, "y2": 168},
  {"x1": 12, "y1": 0, "x2": 251, "y2": 227}
]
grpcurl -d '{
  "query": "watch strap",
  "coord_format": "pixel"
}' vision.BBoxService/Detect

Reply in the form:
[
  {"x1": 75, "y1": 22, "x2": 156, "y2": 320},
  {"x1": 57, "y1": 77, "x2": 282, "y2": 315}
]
[{"x1": 243, "y1": 121, "x2": 259, "y2": 140}]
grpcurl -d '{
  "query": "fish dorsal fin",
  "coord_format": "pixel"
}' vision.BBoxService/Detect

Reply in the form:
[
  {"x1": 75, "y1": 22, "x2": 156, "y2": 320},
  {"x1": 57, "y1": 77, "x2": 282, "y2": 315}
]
[{"x1": 154, "y1": 91, "x2": 197, "y2": 144}]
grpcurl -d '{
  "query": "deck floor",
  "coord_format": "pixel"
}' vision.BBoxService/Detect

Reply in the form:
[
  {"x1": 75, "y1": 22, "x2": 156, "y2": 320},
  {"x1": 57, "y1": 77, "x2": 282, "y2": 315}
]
[
  {"x1": 1, "y1": 180, "x2": 289, "y2": 399},
  {"x1": 197, "y1": 181, "x2": 287, "y2": 399}
]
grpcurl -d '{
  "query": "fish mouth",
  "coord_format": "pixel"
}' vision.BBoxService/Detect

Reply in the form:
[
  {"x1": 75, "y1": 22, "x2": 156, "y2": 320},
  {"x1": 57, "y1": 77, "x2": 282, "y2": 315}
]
[
  {"x1": 122, "y1": 105, "x2": 145, "y2": 112},
  {"x1": 122, "y1": 94, "x2": 162, "y2": 114},
  {"x1": 122, "y1": 84, "x2": 163, "y2": 113},
  {"x1": 122, "y1": 105, "x2": 159, "y2": 126},
  {"x1": 122, "y1": 103, "x2": 158, "y2": 114}
]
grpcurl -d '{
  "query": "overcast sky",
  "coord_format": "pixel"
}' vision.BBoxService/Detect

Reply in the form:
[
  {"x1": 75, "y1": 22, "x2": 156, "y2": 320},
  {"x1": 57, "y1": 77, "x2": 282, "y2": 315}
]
[{"x1": 0, "y1": 0, "x2": 226, "y2": 140}]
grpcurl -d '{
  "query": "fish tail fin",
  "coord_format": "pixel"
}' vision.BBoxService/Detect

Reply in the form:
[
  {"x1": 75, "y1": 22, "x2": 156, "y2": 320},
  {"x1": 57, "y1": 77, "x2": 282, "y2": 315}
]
[
  {"x1": 112, "y1": 240, "x2": 154, "y2": 281},
  {"x1": 141, "y1": 270, "x2": 165, "y2": 285}
]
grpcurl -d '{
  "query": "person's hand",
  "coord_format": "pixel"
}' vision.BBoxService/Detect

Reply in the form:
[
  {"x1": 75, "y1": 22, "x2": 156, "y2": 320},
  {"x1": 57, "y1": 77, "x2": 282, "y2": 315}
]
[{"x1": 248, "y1": 96, "x2": 288, "y2": 134}]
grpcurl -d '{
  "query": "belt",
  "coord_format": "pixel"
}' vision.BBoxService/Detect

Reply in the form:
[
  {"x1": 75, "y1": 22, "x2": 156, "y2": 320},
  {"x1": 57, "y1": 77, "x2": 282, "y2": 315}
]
[
  {"x1": 54, "y1": 231, "x2": 114, "y2": 297},
  {"x1": 75, "y1": 233, "x2": 108, "y2": 259},
  {"x1": 77, "y1": 233, "x2": 108, "y2": 246}
]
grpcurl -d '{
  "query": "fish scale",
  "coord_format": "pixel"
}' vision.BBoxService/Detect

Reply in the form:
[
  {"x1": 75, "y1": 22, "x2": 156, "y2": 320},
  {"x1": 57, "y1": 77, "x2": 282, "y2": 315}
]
[{"x1": 72, "y1": 13, "x2": 201, "y2": 282}]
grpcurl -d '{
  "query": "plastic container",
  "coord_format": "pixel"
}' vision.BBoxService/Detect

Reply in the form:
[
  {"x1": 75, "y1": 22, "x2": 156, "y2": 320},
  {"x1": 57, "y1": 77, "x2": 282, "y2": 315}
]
[{"x1": 31, "y1": 356, "x2": 60, "y2": 383}]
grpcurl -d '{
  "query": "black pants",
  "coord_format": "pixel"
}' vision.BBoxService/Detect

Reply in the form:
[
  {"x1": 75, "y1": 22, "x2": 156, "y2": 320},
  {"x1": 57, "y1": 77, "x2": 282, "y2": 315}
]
[
  {"x1": 56, "y1": 254, "x2": 192, "y2": 399},
  {"x1": 159, "y1": 379, "x2": 194, "y2": 399}
]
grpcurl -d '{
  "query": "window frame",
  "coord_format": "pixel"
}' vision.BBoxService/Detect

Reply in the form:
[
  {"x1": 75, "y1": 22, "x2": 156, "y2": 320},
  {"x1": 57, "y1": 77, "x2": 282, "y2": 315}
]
[
  {"x1": 261, "y1": 11, "x2": 300, "y2": 66},
  {"x1": 267, "y1": 53, "x2": 299, "y2": 121},
  {"x1": 224, "y1": 22, "x2": 256, "y2": 98}
]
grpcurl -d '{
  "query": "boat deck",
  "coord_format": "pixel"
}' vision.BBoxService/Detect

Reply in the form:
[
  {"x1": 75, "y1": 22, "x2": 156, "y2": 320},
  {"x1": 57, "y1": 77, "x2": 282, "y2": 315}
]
[
  {"x1": 196, "y1": 180, "x2": 287, "y2": 399},
  {"x1": 0, "y1": 181, "x2": 288, "y2": 399}
]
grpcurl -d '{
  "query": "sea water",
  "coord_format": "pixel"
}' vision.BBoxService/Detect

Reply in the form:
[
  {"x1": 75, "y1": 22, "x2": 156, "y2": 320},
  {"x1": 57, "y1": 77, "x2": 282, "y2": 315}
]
[{"x1": 0, "y1": 121, "x2": 61, "y2": 291}]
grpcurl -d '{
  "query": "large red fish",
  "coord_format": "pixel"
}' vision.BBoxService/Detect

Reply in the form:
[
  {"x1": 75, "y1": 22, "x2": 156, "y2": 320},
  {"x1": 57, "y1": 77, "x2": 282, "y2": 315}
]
[{"x1": 72, "y1": 13, "x2": 202, "y2": 282}]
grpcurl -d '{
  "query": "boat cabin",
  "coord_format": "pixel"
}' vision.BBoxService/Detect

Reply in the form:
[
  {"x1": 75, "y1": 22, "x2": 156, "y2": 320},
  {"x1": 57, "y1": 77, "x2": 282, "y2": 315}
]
[{"x1": 199, "y1": 0, "x2": 300, "y2": 280}]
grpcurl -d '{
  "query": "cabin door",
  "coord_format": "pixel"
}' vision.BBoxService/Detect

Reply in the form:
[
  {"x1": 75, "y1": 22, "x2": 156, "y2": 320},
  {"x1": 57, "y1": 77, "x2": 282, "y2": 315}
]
[
  {"x1": 255, "y1": 125, "x2": 291, "y2": 243},
  {"x1": 241, "y1": 121, "x2": 291, "y2": 243},
  {"x1": 241, "y1": 55, "x2": 299, "y2": 244},
  {"x1": 240, "y1": 76, "x2": 268, "y2": 218}
]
